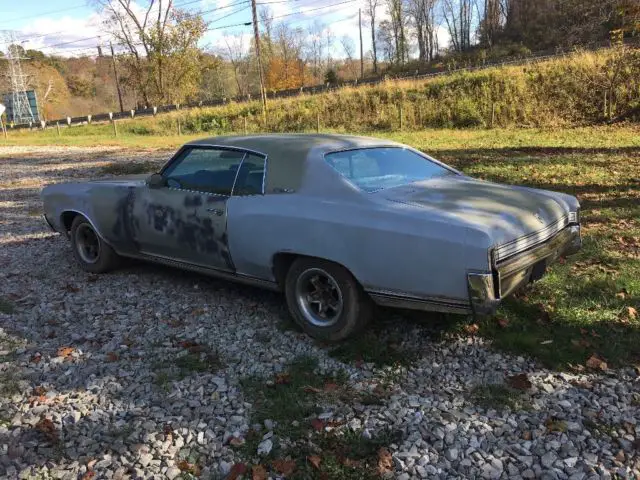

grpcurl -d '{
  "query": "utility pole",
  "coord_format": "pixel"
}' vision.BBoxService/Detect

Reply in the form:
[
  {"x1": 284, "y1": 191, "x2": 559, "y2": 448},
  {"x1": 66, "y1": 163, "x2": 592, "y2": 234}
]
[
  {"x1": 109, "y1": 42, "x2": 124, "y2": 113},
  {"x1": 359, "y1": 8, "x2": 364, "y2": 79},
  {"x1": 250, "y1": 0, "x2": 267, "y2": 121}
]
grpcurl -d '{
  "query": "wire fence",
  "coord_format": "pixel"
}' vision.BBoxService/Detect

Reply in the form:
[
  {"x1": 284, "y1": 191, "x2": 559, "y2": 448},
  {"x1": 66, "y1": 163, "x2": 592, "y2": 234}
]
[{"x1": 5, "y1": 37, "x2": 639, "y2": 132}]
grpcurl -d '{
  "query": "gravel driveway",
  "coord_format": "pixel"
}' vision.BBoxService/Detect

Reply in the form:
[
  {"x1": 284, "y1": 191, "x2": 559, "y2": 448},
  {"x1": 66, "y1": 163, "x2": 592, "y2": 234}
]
[{"x1": 1, "y1": 146, "x2": 639, "y2": 480}]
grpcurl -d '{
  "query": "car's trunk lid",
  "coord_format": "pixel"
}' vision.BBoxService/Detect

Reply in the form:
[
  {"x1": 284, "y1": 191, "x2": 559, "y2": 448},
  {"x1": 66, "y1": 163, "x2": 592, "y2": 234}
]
[{"x1": 379, "y1": 176, "x2": 568, "y2": 246}]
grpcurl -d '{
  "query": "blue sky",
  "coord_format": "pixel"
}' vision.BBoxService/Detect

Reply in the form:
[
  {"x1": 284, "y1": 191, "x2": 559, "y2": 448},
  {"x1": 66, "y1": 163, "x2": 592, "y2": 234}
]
[{"x1": 0, "y1": 0, "x2": 371, "y2": 58}]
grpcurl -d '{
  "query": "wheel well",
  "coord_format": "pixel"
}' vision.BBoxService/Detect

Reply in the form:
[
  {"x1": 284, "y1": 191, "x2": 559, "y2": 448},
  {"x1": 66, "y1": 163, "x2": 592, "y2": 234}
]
[
  {"x1": 60, "y1": 211, "x2": 80, "y2": 232},
  {"x1": 272, "y1": 253, "x2": 299, "y2": 288},
  {"x1": 272, "y1": 252, "x2": 361, "y2": 289}
]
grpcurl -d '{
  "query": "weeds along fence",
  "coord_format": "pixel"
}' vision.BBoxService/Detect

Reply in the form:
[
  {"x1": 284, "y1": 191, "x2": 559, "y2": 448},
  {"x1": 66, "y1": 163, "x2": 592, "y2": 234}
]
[{"x1": 6, "y1": 39, "x2": 640, "y2": 135}]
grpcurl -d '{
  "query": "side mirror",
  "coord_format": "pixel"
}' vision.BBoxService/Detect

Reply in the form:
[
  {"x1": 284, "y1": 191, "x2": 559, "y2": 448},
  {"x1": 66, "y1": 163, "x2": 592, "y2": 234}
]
[{"x1": 146, "y1": 173, "x2": 166, "y2": 189}]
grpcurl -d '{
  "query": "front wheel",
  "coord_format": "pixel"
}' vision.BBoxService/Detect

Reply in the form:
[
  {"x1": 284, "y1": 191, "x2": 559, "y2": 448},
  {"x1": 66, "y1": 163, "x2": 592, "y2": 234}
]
[
  {"x1": 284, "y1": 258, "x2": 372, "y2": 342},
  {"x1": 70, "y1": 215, "x2": 119, "y2": 273}
]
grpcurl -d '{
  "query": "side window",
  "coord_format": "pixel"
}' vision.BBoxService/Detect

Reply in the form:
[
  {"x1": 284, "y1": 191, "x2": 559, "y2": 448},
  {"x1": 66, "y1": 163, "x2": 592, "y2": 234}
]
[
  {"x1": 163, "y1": 148, "x2": 246, "y2": 195},
  {"x1": 327, "y1": 151, "x2": 380, "y2": 179},
  {"x1": 232, "y1": 153, "x2": 266, "y2": 196}
]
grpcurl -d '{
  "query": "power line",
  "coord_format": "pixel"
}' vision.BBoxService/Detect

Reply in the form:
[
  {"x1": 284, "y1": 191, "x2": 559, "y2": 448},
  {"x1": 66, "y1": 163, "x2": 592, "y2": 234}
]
[{"x1": 0, "y1": 3, "x2": 87, "y2": 28}]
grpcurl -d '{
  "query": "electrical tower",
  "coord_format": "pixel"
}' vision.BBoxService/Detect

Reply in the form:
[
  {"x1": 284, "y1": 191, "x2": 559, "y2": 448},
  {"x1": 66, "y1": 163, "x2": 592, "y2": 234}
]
[{"x1": 1, "y1": 30, "x2": 35, "y2": 125}]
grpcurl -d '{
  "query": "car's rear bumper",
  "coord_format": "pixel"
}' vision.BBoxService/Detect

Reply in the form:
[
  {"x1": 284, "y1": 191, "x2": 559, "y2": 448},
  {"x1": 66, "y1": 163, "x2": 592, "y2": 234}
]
[{"x1": 469, "y1": 224, "x2": 582, "y2": 315}]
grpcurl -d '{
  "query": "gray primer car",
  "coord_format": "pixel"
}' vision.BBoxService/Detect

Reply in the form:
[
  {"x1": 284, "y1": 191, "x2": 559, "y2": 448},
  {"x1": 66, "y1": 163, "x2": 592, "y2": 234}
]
[{"x1": 41, "y1": 134, "x2": 582, "y2": 341}]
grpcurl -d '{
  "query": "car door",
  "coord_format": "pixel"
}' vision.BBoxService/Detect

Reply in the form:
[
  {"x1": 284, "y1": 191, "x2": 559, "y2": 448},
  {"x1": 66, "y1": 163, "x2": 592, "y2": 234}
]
[{"x1": 132, "y1": 146, "x2": 246, "y2": 271}]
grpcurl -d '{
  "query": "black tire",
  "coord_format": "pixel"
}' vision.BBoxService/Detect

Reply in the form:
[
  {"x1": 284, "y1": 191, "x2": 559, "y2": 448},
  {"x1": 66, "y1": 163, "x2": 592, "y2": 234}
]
[
  {"x1": 70, "y1": 215, "x2": 119, "y2": 274},
  {"x1": 284, "y1": 257, "x2": 372, "y2": 342}
]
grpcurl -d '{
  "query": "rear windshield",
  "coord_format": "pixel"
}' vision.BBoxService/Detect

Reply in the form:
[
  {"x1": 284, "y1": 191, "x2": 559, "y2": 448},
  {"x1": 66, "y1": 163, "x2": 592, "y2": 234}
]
[{"x1": 324, "y1": 147, "x2": 455, "y2": 193}]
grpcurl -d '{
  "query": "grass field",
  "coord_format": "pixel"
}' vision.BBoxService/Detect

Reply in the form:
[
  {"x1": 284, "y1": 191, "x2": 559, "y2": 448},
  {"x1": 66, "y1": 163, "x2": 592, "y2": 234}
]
[{"x1": 2, "y1": 123, "x2": 639, "y2": 370}]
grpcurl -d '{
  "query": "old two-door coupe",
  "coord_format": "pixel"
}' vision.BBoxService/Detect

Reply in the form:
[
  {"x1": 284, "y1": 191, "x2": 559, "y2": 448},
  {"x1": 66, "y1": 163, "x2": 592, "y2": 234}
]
[{"x1": 41, "y1": 134, "x2": 582, "y2": 341}]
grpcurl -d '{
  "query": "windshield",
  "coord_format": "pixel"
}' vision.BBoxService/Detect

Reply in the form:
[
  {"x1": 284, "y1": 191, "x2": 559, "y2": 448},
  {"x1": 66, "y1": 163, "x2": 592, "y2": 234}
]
[{"x1": 324, "y1": 147, "x2": 455, "y2": 193}]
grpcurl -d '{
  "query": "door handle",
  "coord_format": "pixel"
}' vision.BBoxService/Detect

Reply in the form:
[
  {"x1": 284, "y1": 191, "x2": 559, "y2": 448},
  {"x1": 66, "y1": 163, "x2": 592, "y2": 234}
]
[{"x1": 207, "y1": 208, "x2": 224, "y2": 216}]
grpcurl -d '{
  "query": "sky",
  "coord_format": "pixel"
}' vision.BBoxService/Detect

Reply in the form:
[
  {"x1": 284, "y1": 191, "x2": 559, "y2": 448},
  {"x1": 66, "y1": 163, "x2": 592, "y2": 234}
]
[{"x1": 0, "y1": 0, "x2": 380, "y2": 59}]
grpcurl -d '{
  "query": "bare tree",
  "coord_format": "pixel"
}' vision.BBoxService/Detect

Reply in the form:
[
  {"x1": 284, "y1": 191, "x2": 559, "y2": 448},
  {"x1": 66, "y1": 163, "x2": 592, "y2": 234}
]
[
  {"x1": 223, "y1": 34, "x2": 249, "y2": 97},
  {"x1": 96, "y1": 0, "x2": 206, "y2": 105},
  {"x1": 408, "y1": 0, "x2": 439, "y2": 61},
  {"x1": 306, "y1": 21, "x2": 326, "y2": 82},
  {"x1": 340, "y1": 35, "x2": 358, "y2": 79},
  {"x1": 442, "y1": 0, "x2": 473, "y2": 51},
  {"x1": 259, "y1": 6, "x2": 275, "y2": 57},
  {"x1": 386, "y1": 0, "x2": 408, "y2": 64},
  {"x1": 365, "y1": 0, "x2": 380, "y2": 73}
]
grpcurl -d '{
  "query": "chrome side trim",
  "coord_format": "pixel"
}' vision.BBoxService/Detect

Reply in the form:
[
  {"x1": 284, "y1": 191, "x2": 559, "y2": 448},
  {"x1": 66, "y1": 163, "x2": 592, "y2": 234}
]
[
  {"x1": 119, "y1": 251, "x2": 281, "y2": 291},
  {"x1": 496, "y1": 225, "x2": 580, "y2": 279},
  {"x1": 494, "y1": 214, "x2": 569, "y2": 261},
  {"x1": 368, "y1": 290, "x2": 471, "y2": 314}
]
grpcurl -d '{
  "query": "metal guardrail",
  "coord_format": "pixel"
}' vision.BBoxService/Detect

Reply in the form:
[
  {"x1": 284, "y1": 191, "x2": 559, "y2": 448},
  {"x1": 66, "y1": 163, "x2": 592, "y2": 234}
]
[{"x1": 6, "y1": 38, "x2": 638, "y2": 131}]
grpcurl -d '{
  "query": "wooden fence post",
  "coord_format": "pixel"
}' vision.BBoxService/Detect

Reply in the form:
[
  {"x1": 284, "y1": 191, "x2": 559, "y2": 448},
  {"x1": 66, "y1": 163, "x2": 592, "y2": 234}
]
[
  {"x1": 177, "y1": 118, "x2": 182, "y2": 136},
  {"x1": 398, "y1": 104, "x2": 403, "y2": 131},
  {"x1": 113, "y1": 119, "x2": 118, "y2": 137},
  {"x1": 56, "y1": 122, "x2": 61, "y2": 136},
  {"x1": 316, "y1": 112, "x2": 320, "y2": 133},
  {"x1": 243, "y1": 116, "x2": 247, "y2": 135},
  {"x1": 490, "y1": 102, "x2": 496, "y2": 128}
]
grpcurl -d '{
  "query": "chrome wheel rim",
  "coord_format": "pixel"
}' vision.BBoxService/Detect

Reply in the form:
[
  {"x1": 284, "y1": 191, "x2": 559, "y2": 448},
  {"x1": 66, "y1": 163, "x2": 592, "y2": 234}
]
[
  {"x1": 75, "y1": 223, "x2": 101, "y2": 264},
  {"x1": 294, "y1": 268, "x2": 343, "y2": 327}
]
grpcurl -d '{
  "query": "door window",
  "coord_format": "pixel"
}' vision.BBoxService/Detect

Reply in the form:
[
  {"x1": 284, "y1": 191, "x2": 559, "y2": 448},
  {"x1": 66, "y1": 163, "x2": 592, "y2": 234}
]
[{"x1": 163, "y1": 148, "x2": 246, "y2": 195}]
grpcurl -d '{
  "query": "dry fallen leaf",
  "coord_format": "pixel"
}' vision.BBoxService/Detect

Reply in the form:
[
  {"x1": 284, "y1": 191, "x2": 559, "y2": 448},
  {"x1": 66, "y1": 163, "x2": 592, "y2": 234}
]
[
  {"x1": 377, "y1": 447, "x2": 393, "y2": 474},
  {"x1": 227, "y1": 463, "x2": 248, "y2": 480},
  {"x1": 35, "y1": 417, "x2": 58, "y2": 443},
  {"x1": 275, "y1": 373, "x2": 291, "y2": 385},
  {"x1": 106, "y1": 352, "x2": 119, "y2": 362},
  {"x1": 324, "y1": 382, "x2": 338, "y2": 392},
  {"x1": 33, "y1": 386, "x2": 47, "y2": 396},
  {"x1": 628, "y1": 307, "x2": 637, "y2": 320},
  {"x1": 522, "y1": 431, "x2": 532, "y2": 441},
  {"x1": 497, "y1": 317, "x2": 510, "y2": 328},
  {"x1": 57, "y1": 346, "x2": 75, "y2": 358},
  {"x1": 308, "y1": 455, "x2": 322, "y2": 469},
  {"x1": 586, "y1": 354, "x2": 608, "y2": 371},
  {"x1": 505, "y1": 373, "x2": 532, "y2": 391},
  {"x1": 252, "y1": 464, "x2": 268, "y2": 480},
  {"x1": 272, "y1": 459, "x2": 296, "y2": 476},
  {"x1": 64, "y1": 284, "x2": 80, "y2": 293},
  {"x1": 311, "y1": 419, "x2": 325, "y2": 431},
  {"x1": 229, "y1": 437, "x2": 245, "y2": 447},
  {"x1": 464, "y1": 323, "x2": 479, "y2": 335},
  {"x1": 176, "y1": 460, "x2": 201, "y2": 476},
  {"x1": 80, "y1": 472, "x2": 95, "y2": 480}
]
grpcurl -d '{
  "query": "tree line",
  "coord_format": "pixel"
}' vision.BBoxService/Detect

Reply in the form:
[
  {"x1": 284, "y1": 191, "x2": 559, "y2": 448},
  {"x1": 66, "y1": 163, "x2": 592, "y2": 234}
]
[{"x1": 1, "y1": 0, "x2": 638, "y2": 118}]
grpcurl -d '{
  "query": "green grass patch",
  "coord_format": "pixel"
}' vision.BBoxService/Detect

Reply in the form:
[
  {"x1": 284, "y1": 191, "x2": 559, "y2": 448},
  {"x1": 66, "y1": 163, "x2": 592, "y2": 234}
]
[
  {"x1": 0, "y1": 372, "x2": 21, "y2": 396},
  {"x1": 240, "y1": 355, "x2": 334, "y2": 444},
  {"x1": 328, "y1": 329, "x2": 418, "y2": 368},
  {"x1": 470, "y1": 384, "x2": 530, "y2": 411},
  {"x1": 239, "y1": 356, "x2": 399, "y2": 478},
  {"x1": 153, "y1": 347, "x2": 223, "y2": 389},
  {"x1": 0, "y1": 298, "x2": 15, "y2": 315}
]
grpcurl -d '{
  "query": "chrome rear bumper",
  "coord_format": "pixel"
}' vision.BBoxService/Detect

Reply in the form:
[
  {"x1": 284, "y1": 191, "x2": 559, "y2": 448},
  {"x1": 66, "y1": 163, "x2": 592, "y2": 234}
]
[{"x1": 468, "y1": 224, "x2": 581, "y2": 315}]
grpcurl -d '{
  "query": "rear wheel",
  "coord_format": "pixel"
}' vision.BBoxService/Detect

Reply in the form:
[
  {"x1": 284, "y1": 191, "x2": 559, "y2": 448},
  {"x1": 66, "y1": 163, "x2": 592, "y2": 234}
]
[
  {"x1": 284, "y1": 258, "x2": 372, "y2": 342},
  {"x1": 70, "y1": 215, "x2": 119, "y2": 273}
]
